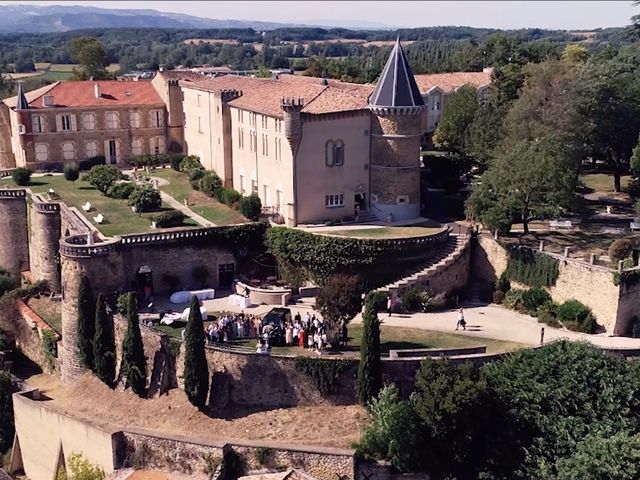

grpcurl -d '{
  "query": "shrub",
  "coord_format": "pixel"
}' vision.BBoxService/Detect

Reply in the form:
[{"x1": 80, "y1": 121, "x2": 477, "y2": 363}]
[
  {"x1": 12, "y1": 167, "x2": 31, "y2": 186},
  {"x1": 492, "y1": 290, "x2": 505, "y2": 304},
  {"x1": 557, "y1": 300, "x2": 597, "y2": 333},
  {"x1": 116, "y1": 292, "x2": 130, "y2": 314},
  {"x1": 400, "y1": 287, "x2": 431, "y2": 312},
  {"x1": 170, "y1": 154, "x2": 184, "y2": 171},
  {"x1": 536, "y1": 303, "x2": 562, "y2": 328},
  {"x1": 200, "y1": 172, "x2": 223, "y2": 198},
  {"x1": 128, "y1": 184, "x2": 161, "y2": 212},
  {"x1": 86, "y1": 165, "x2": 123, "y2": 194},
  {"x1": 503, "y1": 289, "x2": 525, "y2": 311},
  {"x1": 0, "y1": 329, "x2": 9, "y2": 351},
  {"x1": 609, "y1": 238, "x2": 637, "y2": 265},
  {"x1": 220, "y1": 187, "x2": 241, "y2": 207},
  {"x1": 365, "y1": 291, "x2": 388, "y2": 312},
  {"x1": 41, "y1": 329, "x2": 57, "y2": 370},
  {"x1": 188, "y1": 168, "x2": 205, "y2": 182},
  {"x1": 151, "y1": 210, "x2": 186, "y2": 228},
  {"x1": 521, "y1": 287, "x2": 552, "y2": 315},
  {"x1": 239, "y1": 194, "x2": 262, "y2": 221},
  {"x1": 254, "y1": 447, "x2": 273, "y2": 467},
  {"x1": 107, "y1": 181, "x2": 135, "y2": 199},
  {"x1": 78, "y1": 155, "x2": 105, "y2": 171},
  {"x1": 63, "y1": 161, "x2": 80, "y2": 185},
  {"x1": 179, "y1": 155, "x2": 203, "y2": 173},
  {"x1": 628, "y1": 178, "x2": 640, "y2": 200},
  {"x1": 495, "y1": 273, "x2": 511, "y2": 293},
  {"x1": 0, "y1": 273, "x2": 16, "y2": 297}
]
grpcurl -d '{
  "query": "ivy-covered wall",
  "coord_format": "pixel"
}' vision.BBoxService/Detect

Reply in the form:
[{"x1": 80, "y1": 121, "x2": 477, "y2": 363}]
[
  {"x1": 504, "y1": 244, "x2": 560, "y2": 287},
  {"x1": 265, "y1": 227, "x2": 448, "y2": 286}
]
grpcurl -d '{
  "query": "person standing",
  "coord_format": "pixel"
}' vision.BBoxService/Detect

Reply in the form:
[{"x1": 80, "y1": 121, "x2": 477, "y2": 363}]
[
  {"x1": 387, "y1": 294, "x2": 393, "y2": 317},
  {"x1": 455, "y1": 308, "x2": 466, "y2": 331},
  {"x1": 298, "y1": 328, "x2": 305, "y2": 349}
]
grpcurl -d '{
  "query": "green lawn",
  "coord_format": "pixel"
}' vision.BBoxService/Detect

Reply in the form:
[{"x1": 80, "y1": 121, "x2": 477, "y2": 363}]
[
  {"x1": 2, "y1": 175, "x2": 197, "y2": 237},
  {"x1": 580, "y1": 173, "x2": 631, "y2": 193},
  {"x1": 156, "y1": 318, "x2": 522, "y2": 355},
  {"x1": 325, "y1": 226, "x2": 445, "y2": 239},
  {"x1": 151, "y1": 169, "x2": 247, "y2": 225}
]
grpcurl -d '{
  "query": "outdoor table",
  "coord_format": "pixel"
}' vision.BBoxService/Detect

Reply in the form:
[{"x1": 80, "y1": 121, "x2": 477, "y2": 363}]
[{"x1": 180, "y1": 306, "x2": 208, "y2": 321}]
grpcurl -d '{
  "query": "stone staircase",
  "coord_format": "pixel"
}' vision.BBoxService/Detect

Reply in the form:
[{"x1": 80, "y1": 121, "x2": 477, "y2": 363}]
[
  {"x1": 377, "y1": 233, "x2": 470, "y2": 294},
  {"x1": 356, "y1": 210, "x2": 379, "y2": 223}
]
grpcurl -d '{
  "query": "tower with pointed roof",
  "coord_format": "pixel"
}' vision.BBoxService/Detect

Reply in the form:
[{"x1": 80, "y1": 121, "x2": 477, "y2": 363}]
[{"x1": 368, "y1": 38, "x2": 425, "y2": 221}]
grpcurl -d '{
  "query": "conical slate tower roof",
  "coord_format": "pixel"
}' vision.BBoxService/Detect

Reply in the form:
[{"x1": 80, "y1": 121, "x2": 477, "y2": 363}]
[
  {"x1": 16, "y1": 81, "x2": 29, "y2": 110},
  {"x1": 369, "y1": 38, "x2": 425, "y2": 108}
]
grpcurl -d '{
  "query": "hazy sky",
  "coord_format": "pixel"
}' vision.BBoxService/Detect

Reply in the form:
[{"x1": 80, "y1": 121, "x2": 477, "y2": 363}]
[{"x1": 3, "y1": 1, "x2": 638, "y2": 30}]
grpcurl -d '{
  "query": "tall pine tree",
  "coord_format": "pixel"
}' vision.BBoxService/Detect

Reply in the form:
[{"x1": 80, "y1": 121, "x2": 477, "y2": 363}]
[
  {"x1": 184, "y1": 295, "x2": 209, "y2": 409},
  {"x1": 76, "y1": 275, "x2": 95, "y2": 370},
  {"x1": 93, "y1": 293, "x2": 116, "y2": 387},
  {"x1": 120, "y1": 292, "x2": 147, "y2": 396},
  {"x1": 357, "y1": 296, "x2": 382, "y2": 406}
]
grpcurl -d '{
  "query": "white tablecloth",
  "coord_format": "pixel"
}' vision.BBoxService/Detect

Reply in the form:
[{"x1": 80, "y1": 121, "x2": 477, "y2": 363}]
[
  {"x1": 180, "y1": 306, "x2": 208, "y2": 321},
  {"x1": 169, "y1": 289, "x2": 216, "y2": 304},
  {"x1": 229, "y1": 294, "x2": 251, "y2": 308},
  {"x1": 160, "y1": 312, "x2": 182, "y2": 325}
]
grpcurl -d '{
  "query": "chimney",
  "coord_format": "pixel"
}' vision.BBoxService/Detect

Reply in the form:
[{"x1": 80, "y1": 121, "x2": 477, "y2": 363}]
[{"x1": 94, "y1": 83, "x2": 101, "y2": 99}]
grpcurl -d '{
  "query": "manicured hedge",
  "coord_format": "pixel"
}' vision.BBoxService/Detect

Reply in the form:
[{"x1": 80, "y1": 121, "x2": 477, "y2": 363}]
[{"x1": 151, "y1": 210, "x2": 186, "y2": 228}]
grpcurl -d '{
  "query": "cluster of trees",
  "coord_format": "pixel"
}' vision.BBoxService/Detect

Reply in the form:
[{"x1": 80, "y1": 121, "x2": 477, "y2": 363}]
[
  {"x1": 357, "y1": 341, "x2": 640, "y2": 480},
  {"x1": 76, "y1": 276, "x2": 209, "y2": 409},
  {"x1": 430, "y1": 37, "x2": 640, "y2": 233}
]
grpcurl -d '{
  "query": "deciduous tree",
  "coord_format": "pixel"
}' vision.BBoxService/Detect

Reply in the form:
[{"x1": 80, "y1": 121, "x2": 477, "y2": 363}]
[
  {"x1": 433, "y1": 84, "x2": 480, "y2": 157},
  {"x1": 315, "y1": 274, "x2": 362, "y2": 345},
  {"x1": 69, "y1": 37, "x2": 110, "y2": 80}
]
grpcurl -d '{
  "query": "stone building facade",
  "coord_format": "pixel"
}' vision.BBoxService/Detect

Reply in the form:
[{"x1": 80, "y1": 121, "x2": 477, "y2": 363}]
[{"x1": 2, "y1": 79, "x2": 181, "y2": 170}]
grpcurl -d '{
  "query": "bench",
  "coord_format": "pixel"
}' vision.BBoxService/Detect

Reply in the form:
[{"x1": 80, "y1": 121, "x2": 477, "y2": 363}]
[
  {"x1": 550, "y1": 220, "x2": 573, "y2": 230},
  {"x1": 82, "y1": 201, "x2": 92, "y2": 212},
  {"x1": 93, "y1": 213, "x2": 104, "y2": 224}
]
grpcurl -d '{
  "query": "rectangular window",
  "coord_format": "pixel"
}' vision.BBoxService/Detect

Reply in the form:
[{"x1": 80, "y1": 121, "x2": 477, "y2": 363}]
[
  {"x1": 251, "y1": 179, "x2": 258, "y2": 195},
  {"x1": 325, "y1": 193, "x2": 345, "y2": 208},
  {"x1": 61, "y1": 115, "x2": 72, "y2": 131},
  {"x1": 85, "y1": 141, "x2": 98, "y2": 158},
  {"x1": 237, "y1": 109, "x2": 243, "y2": 123},
  {"x1": 82, "y1": 113, "x2": 96, "y2": 130},
  {"x1": 32, "y1": 115, "x2": 45, "y2": 133},
  {"x1": 34, "y1": 143, "x2": 48, "y2": 162},
  {"x1": 197, "y1": 94, "x2": 201, "y2": 108},
  {"x1": 275, "y1": 119, "x2": 282, "y2": 133},
  {"x1": 129, "y1": 110, "x2": 141, "y2": 128},
  {"x1": 62, "y1": 142, "x2": 75, "y2": 160},
  {"x1": 106, "y1": 112, "x2": 119, "y2": 129},
  {"x1": 334, "y1": 142, "x2": 344, "y2": 166},
  {"x1": 131, "y1": 138, "x2": 143, "y2": 156},
  {"x1": 238, "y1": 128, "x2": 244, "y2": 149},
  {"x1": 150, "y1": 136, "x2": 165, "y2": 155},
  {"x1": 263, "y1": 184, "x2": 270, "y2": 205},
  {"x1": 198, "y1": 115, "x2": 203, "y2": 134},
  {"x1": 151, "y1": 110, "x2": 163, "y2": 128},
  {"x1": 276, "y1": 190, "x2": 284, "y2": 212},
  {"x1": 250, "y1": 131, "x2": 256, "y2": 153},
  {"x1": 261, "y1": 115, "x2": 267, "y2": 129},
  {"x1": 239, "y1": 175, "x2": 245, "y2": 194},
  {"x1": 262, "y1": 134, "x2": 268, "y2": 156}
]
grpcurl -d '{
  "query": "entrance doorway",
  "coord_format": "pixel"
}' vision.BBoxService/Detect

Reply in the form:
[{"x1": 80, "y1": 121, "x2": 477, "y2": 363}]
[
  {"x1": 218, "y1": 264, "x2": 235, "y2": 290},
  {"x1": 106, "y1": 140, "x2": 117, "y2": 164},
  {"x1": 355, "y1": 193, "x2": 367, "y2": 210},
  {"x1": 137, "y1": 265, "x2": 153, "y2": 300}
]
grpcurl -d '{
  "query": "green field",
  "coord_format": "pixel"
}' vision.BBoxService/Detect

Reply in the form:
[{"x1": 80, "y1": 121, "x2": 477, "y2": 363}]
[
  {"x1": 2, "y1": 175, "x2": 197, "y2": 237},
  {"x1": 151, "y1": 169, "x2": 247, "y2": 225},
  {"x1": 580, "y1": 173, "x2": 631, "y2": 193}
]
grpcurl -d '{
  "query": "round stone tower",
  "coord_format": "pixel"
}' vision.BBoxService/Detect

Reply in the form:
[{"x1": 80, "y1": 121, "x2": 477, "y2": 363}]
[
  {"x1": 368, "y1": 39, "x2": 425, "y2": 221},
  {"x1": 29, "y1": 197, "x2": 62, "y2": 292},
  {"x1": 0, "y1": 189, "x2": 30, "y2": 279},
  {"x1": 59, "y1": 234, "x2": 121, "y2": 382}
]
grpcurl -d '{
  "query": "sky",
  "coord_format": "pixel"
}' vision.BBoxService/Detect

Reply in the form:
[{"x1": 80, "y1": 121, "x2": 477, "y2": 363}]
[{"x1": 1, "y1": 1, "x2": 637, "y2": 30}]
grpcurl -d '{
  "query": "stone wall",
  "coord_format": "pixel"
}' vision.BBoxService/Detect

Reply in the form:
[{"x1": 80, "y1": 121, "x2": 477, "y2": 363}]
[
  {"x1": 119, "y1": 429, "x2": 355, "y2": 480},
  {"x1": 0, "y1": 190, "x2": 30, "y2": 278},
  {"x1": 0, "y1": 103, "x2": 15, "y2": 168},
  {"x1": 28, "y1": 199, "x2": 62, "y2": 292},
  {"x1": 473, "y1": 234, "x2": 628, "y2": 335}
]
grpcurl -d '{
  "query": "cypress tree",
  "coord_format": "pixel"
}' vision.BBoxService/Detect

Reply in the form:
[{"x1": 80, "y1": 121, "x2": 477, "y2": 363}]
[
  {"x1": 184, "y1": 295, "x2": 209, "y2": 409},
  {"x1": 357, "y1": 297, "x2": 382, "y2": 406},
  {"x1": 76, "y1": 275, "x2": 95, "y2": 370},
  {"x1": 93, "y1": 293, "x2": 116, "y2": 387},
  {"x1": 120, "y1": 292, "x2": 147, "y2": 396}
]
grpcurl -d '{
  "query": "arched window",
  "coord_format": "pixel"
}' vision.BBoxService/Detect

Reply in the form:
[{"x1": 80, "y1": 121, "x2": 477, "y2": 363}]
[
  {"x1": 62, "y1": 142, "x2": 75, "y2": 160},
  {"x1": 325, "y1": 140, "x2": 334, "y2": 167},
  {"x1": 334, "y1": 140, "x2": 344, "y2": 166}
]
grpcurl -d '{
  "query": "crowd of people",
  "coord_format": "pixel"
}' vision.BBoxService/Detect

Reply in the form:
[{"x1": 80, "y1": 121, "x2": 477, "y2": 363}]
[{"x1": 180, "y1": 312, "x2": 262, "y2": 342}]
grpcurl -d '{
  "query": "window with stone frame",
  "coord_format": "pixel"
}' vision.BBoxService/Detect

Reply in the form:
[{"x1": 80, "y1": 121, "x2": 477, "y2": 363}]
[
  {"x1": 262, "y1": 133, "x2": 268, "y2": 156},
  {"x1": 150, "y1": 109, "x2": 163, "y2": 128},
  {"x1": 325, "y1": 193, "x2": 344, "y2": 208},
  {"x1": 35, "y1": 143, "x2": 48, "y2": 162},
  {"x1": 106, "y1": 111, "x2": 119, "y2": 129},
  {"x1": 238, "y1": 128, "x2": 244, "y2": 149},
  {"x1": 60, "y1": 114, "x2": 73, "y2": 131},
  {"x1": 32, "y1": 115, "x2": 45, "y2": 133},
  {"x1": 150, "y1": 136, "x2": 165, "y2": 155},
  {"x1": 85, "y1": 141, "x2": 98, "y2": 159},
  {"x1": 334, "y1": 140, "x2": 345, "y2": 166},
  {"x1": 131, "y1": 137, "x2": 143, "y2": 156},
  {"x1": 129, "y1": 110, "x2": 141, "y2": 128},
  {"x1": 325, "y1": 140, "x2": 335, "y2": 167},
  {"x1": 82, "y1": 112, "x2": 96, "y2": 130},
  {"x1": 62, "y1": 142, "x2": 76, "y2": 160}
]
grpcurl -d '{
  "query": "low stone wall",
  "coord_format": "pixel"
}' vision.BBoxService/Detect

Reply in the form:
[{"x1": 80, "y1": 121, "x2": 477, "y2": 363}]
[
  {"x1": 119, "y1": 428, "x2": 355, "y2": 480},
  {"x1": 472, "y1": 234, "x2": 632, "y2": 335},
  {"x1": 234, "y1": 281, "x2": 292, "y2": 307}
]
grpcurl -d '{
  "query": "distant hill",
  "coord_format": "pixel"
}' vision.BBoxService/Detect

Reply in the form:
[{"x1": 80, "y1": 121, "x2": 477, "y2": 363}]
[{"x1": 0, "y1": 4, "x2": 395, "y2": 33}]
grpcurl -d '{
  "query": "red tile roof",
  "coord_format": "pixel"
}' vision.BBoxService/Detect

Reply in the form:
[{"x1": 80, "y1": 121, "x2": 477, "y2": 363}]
[
  {"x1": 183, "y1": 74, "x2": 373, "y2": 117},
  {"x1": 414, "y1": 69, "x2": 493, "y2": 94},
  {"x1": 26, "y1": 80, "x2": 164, "y2": 109}
]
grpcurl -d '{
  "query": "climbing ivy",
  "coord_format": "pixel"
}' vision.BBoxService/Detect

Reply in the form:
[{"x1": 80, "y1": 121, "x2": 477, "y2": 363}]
[
  {"x1": 505, "y1": 245, "x2": 559, "y2": 288},
  {"x1": 294, "y1": 357, "x2": 357, "y2": 395}
]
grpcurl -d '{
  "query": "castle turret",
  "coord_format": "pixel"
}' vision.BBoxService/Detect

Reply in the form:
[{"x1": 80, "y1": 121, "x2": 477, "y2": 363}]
[
  {"x1": 0, "y1": 189, "x2": 29, "y2": 279},
  {"x1": 281, "y1": 97, "x2": 304, "y2": 150},
  {"x1": 368, "y1": 38, "x2": 425, "y2": 221},
  {"x1": 29, "y1": 196, "x2": 62, "y2": 292}
]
